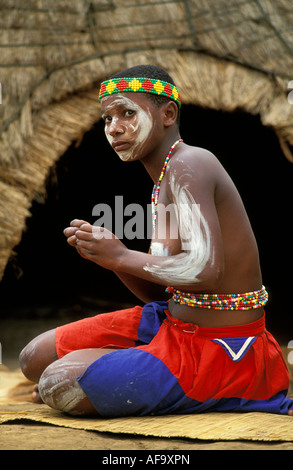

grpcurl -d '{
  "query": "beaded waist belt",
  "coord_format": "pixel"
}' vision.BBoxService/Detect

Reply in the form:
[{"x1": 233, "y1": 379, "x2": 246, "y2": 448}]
[{"x1": 165, "y1": 286, "x2": 268, "y2": 310}]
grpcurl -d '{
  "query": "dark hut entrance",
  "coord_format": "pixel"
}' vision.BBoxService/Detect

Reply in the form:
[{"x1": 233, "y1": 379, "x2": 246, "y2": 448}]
[{"x1": 1, "y1": 106, "x2": 292, "y2": 338}]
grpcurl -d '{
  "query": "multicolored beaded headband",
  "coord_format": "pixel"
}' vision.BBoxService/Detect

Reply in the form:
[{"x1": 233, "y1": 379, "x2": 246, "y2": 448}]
[{"x1": 98, "y1": 77, "x2": 182, "y2": 108}]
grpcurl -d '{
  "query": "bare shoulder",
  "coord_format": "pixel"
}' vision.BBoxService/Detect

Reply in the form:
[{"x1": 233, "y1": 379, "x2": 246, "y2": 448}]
[{"x1": 167, "y1": 143, "x2": 224, "y2": 187}]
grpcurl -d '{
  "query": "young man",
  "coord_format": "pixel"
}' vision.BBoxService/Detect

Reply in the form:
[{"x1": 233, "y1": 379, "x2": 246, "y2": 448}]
[{"x1": 20, "y1": 65, "x2": 293, "y2": 417}]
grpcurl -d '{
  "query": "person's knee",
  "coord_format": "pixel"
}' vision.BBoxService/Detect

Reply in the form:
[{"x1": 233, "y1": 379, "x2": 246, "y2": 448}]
[
  {"x1": 19, "y1": 329, "x2": 57, "y2": 383},
  {"x1": 38, "y1": 357, "x2": 97, "y2": 416},
  {"x1": 19, "y1": 338, "x2": 39, "y2": 382}
]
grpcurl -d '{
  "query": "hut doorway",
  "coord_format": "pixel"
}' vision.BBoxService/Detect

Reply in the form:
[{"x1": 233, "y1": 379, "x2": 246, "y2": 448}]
[{"x1": 1, "y1": 105, "x2": 292, "y2": 336}]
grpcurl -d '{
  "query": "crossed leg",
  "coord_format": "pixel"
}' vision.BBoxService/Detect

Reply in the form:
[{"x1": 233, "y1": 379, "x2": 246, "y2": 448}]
[{"x1": 19, "y1": 329, "x2": 115, "y2": 415}]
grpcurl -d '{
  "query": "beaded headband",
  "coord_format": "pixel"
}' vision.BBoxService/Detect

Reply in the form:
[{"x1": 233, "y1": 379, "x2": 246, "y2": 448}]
[{"x1": 99, "y1": 77, "x2": 182, "y2": 108}]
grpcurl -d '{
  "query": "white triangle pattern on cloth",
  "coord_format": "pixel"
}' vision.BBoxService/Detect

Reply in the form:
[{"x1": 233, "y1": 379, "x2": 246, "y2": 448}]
[{"x1": 211, "y1": 336, "x2": 256, "y2": 362}]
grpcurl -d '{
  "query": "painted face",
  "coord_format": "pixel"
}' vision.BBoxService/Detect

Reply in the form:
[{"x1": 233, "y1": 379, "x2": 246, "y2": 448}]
[{"x1": 101, "y1": 94, "x2": 154, "y2": 162}]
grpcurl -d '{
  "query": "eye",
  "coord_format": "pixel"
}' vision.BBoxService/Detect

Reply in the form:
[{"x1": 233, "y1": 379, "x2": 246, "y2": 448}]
[
  {"x1": 125, "y1": 109, "x2": 134, "y2": 117},
  {"x1": 103, "y1": 115, "x2": 112, "y2": 123}
]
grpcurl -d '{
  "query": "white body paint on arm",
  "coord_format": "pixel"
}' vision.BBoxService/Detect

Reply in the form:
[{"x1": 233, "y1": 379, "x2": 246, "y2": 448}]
[{"x1": 144, "y1": 172, "x2": 213, "y2": 286}]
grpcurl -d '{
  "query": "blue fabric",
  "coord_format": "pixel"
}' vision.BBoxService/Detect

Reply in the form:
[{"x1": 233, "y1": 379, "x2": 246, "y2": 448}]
[
  {"x1": 136, "y1": 301, "x2": 168, "y2": 346},
  {"x1": 76, "y1": 300, "x2": 293, "y2": 417},
  {"x1": 78, "y1": 347, "x2": 293, "y2": 417},
  {"x1": 78, "y1": 348, "x2": 181, "y2": 417}
]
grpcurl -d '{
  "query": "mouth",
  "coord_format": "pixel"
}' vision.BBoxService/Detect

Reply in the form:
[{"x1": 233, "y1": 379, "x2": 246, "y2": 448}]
[{"x1": 112, "y1": 140, "x2": 131, "y2": 152}]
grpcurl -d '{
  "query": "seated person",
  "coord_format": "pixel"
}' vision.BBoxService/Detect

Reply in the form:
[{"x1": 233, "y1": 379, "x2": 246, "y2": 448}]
[{"x1": 20, "y1": 65, "x2": 293, "y2": 417}]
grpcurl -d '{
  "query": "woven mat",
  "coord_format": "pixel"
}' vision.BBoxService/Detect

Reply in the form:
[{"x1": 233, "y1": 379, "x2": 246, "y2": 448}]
[{"x1": 1, "y1": 367, "x2": 293, "y2": 442}]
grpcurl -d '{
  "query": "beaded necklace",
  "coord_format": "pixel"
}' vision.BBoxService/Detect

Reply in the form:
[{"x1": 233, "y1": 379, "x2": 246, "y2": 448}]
[
  {"x1": 150, "y1": 138, "x2": 268, "y2": 311},
  {"x1": 151, "y1": 138, "x2": 183, "y2": 231}
]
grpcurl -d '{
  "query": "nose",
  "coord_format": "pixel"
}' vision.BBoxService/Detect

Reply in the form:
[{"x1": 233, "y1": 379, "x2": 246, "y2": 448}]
[{"x1": 107, "y1": 118, "x2": 124, "y2": 137}]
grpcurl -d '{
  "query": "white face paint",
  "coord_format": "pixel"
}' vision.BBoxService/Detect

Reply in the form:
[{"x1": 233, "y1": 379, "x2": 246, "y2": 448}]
[
  {"x1": 144, "y1": 171, "x2": 212, "y2": 285},
  {"x1": 103, "y1": 95, "x2": 154, "y2": 162}
]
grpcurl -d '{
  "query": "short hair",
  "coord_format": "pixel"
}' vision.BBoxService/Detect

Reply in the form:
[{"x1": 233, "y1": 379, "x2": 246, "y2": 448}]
[{"x1": 110, "y1": 65, "x2": 181, "y2": 126}]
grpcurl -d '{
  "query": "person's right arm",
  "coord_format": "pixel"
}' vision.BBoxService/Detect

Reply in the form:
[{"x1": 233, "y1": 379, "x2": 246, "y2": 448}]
[{"x1": 64, "y1": 219, "x2": 169, "y2": 303}]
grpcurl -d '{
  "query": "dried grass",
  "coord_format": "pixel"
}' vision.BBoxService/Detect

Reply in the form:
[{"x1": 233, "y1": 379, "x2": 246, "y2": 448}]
[{"x1": 0, "y1": 0, "x2": 292, "y2": 278}]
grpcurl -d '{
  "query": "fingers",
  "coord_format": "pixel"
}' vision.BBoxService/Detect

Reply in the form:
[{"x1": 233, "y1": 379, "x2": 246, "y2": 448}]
[
  {"x1": 92, "y1": 225, "x2": 116, "y2": 240},
  {"x1": 64, "y1": 222, "x2": 91, "y2": 235},
  {"x1": 63, "y1": 220, "x2": 116, "y2": 256},
  {"x1": 75, "y1": 227, "x2": 93, "y2": 241},
  {"x1": 64, "y1": 221, "x2": 91, "y2": 246},
  {"x1": 63, "y1": 225, "x2": 77, "y2": 247},
  {"x1": 63, "y1": 226, "x2": 77, "y2": 237},
  {"x1": 70, "y1": 219, "x2": 90, "y2": 228}
]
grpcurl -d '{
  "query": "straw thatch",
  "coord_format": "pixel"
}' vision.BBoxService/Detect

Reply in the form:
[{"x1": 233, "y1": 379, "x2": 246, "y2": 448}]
[{"x1": 0, "y1": 0, "x2": 293, "y2": 280}]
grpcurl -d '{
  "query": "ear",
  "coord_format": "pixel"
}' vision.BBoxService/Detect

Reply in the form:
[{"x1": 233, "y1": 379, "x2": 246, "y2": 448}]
[{"x1": 162, "y1": 101, "x2": 178, "y2": 127}]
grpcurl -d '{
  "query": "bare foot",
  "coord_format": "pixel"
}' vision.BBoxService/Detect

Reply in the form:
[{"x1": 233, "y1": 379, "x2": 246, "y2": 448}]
[
  {"x1": 32, "y1": 384, "x2": 44, "y2": 404},
  {"x1": 288, "y1": 409, "x2": 293, "y2": 416}
]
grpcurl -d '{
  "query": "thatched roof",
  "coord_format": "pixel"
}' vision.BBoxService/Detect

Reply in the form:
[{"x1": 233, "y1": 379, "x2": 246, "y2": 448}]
[{"x1": 1, "y1": 0, "x2": 293, "y2": 280}]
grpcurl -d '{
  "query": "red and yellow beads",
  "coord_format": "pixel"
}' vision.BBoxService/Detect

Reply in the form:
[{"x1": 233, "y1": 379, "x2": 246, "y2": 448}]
[
  {"x1": 166, "y1": 286, "x2": 269, "y2": 310},
  {"x1": 99, "y1": 77, "x2": 181, "y2": 108}
]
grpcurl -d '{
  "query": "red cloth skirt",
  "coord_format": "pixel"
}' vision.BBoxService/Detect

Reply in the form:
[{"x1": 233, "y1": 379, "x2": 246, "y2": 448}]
[{"x1": 55, "y1": 301, "x2": 292, "y2": 417}]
